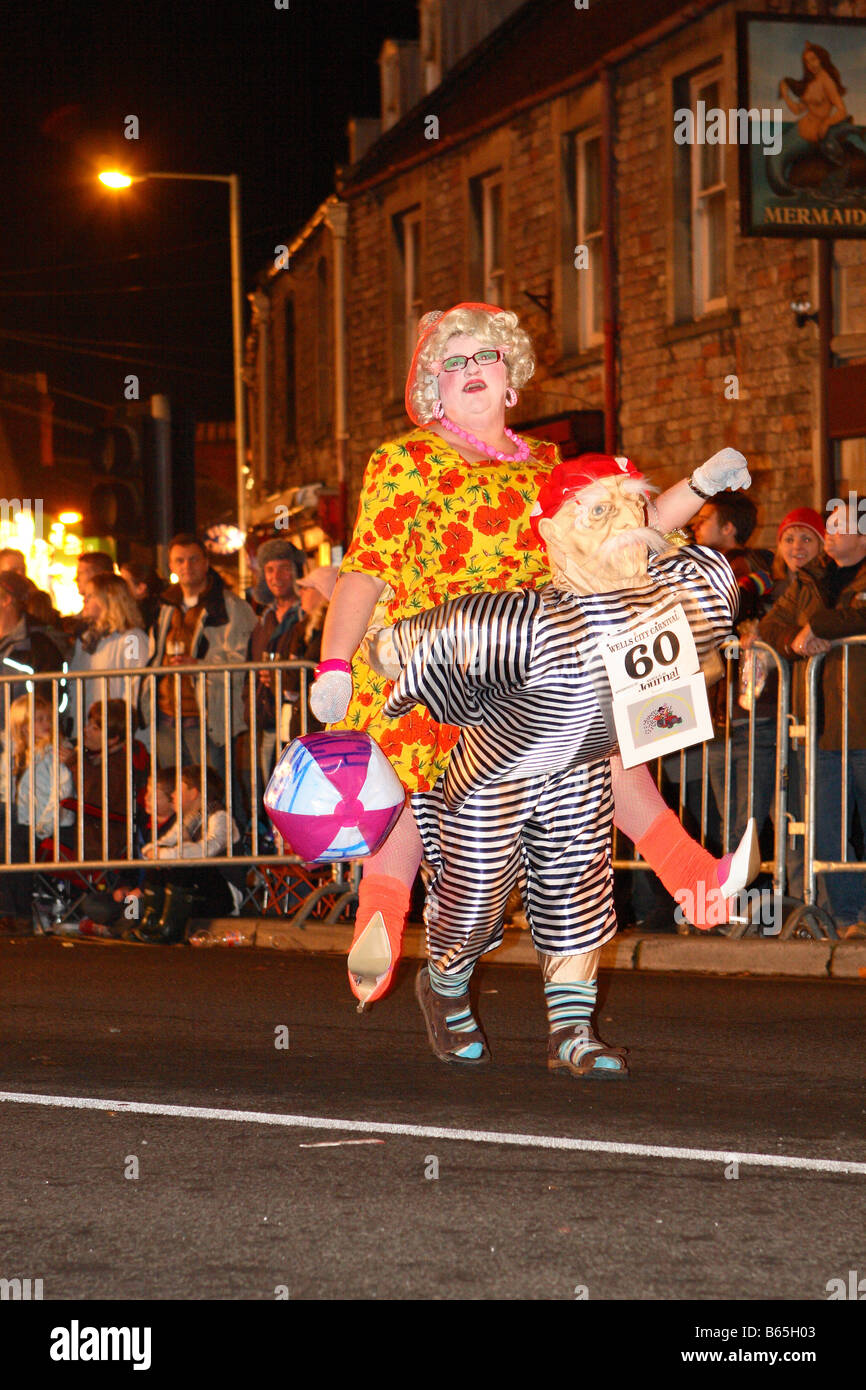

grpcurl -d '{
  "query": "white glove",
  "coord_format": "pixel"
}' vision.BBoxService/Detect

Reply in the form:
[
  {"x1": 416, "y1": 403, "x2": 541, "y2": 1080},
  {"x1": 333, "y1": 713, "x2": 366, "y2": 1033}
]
[
  {"x1": 691, "y1": 447, "x2": 751, "y2": 495},
  {"x1": 309, "y1": 669, "x2": 353, "y2": 724},
  {"x1": 360, "y1": 625, "x2": 402, "y2": 681}
]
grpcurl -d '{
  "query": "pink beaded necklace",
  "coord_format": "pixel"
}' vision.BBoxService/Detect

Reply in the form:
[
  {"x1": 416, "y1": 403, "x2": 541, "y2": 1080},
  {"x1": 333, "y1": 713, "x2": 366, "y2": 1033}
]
[{"x1": 436, "y1": 412, "x2": 530, "y2": 464}]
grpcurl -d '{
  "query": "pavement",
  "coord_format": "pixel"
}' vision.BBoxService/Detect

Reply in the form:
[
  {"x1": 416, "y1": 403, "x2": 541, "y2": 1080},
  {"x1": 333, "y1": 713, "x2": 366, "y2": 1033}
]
[{"x1": 183, "y1": 916, "x2": 866, "y2": 981}]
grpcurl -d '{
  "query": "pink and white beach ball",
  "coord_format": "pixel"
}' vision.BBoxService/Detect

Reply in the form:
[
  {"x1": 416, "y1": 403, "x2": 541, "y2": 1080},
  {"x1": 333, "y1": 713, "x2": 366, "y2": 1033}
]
[{"x1": 264, "y1": 731, "x2": 404, "y2": 863}]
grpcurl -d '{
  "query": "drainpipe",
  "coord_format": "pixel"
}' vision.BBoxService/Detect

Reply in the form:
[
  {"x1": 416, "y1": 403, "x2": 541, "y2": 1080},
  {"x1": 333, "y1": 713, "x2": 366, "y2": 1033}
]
[
  {"x1": 325, "y1": 201, "x2": 349, "y2": 550},
  {"x1": 600, "y1": 65, "x2": 618, "y2": 455}
]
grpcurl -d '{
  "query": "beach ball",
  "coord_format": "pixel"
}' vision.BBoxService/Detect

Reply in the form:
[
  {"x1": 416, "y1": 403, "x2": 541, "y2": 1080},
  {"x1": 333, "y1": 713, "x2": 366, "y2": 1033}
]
[{"x1": 264, "y1": 731, "x2": 404, "y2": 863}]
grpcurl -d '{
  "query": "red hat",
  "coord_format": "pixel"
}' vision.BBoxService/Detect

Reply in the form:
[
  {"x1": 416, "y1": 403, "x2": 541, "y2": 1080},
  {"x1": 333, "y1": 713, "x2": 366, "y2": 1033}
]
[
  {"x1": 777, "y1": 506, "x2": 825, "y2": 542},
  {"x1": 404, "y1": 302, "x2": 505, "y2": 426},
  {"x1": 530, "y1": 454, "x2": 645, "y2": 542}
]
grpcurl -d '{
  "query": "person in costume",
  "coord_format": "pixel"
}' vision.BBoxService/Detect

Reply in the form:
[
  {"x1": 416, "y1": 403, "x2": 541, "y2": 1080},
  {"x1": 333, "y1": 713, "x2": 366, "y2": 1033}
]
[
  {"x1": 366, "y1": 455, "x2": 755, "y2": 1074},
  {"x1": 310, "y1": 303, "x2": 752, "y2": 1008}
]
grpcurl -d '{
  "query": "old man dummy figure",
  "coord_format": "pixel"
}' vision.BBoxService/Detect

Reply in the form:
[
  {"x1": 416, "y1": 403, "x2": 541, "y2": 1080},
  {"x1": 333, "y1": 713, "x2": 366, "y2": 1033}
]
[{"x1": 363, "y1": 454, "x2": 757, "y2": 1076}]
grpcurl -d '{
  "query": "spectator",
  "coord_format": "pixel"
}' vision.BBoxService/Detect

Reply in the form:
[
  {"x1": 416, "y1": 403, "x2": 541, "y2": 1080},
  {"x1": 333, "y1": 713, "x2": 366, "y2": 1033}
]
[
  {"x1": 0, "y1": 571, "x2": 67, "y2": 704},
  {"x1": 143, "y1": 533, "x2": 256, "y2": 778},
  {"x1": 65, "y1": 699, "x2": 145, "y2": 863},
  {"x1": 64, "y1": 551, "x2": 116, "y2": 643},
  {"x1": 77, "y1": 765, "x2": 176, "y2": 932},
  {"x1": 132, "y1": 765, "x2": 241, "y2": 940},
  {"x1": 0, "y1": 548, "x2": 27, "y2": 576},
  {"x1": 759, "y1": 499, "x2": 866, "y2": 934},
  {"x1": 282, "y1": 565, "x2": 338, "y2": 738},
  {"x1": 240, "y1": 538, "x2": 303, "y2": 797},
  {"x1": 119, "y1": 562, "x2": 165, "y2": 637},
  {"x1": 691, "y1": 492, "x2": 776, "y2": 854},
  {"x1": 67, "y1": 573, "x2": 148, "y2": 735},
  {"x1": 771, "y1": 507, "x2": 826, "y2": 598},
  {"x1": 76, "y1": 551, "x2": 115, "y2": 598},
  {"x1": 0, "y1": 694, "x2": 75, "y2": 926}
]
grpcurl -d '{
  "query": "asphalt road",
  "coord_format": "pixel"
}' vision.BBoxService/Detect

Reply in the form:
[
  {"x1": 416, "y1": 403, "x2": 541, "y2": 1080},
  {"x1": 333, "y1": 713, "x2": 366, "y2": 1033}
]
[{"x1": 2, "y1": 938, "x2": 865, "y2": 1313}]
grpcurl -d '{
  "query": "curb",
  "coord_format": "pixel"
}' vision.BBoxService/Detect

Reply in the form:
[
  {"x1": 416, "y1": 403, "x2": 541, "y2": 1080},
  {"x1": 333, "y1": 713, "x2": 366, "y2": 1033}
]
[{"x1": 188, "y1": 918, "x2": 866, "y2": 981}]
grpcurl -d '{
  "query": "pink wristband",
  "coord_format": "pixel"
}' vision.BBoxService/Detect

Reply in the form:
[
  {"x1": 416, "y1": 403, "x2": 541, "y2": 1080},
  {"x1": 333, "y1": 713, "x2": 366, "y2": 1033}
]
[{"x1": 315, "y1": 658, "x2": 352, "y2": 678}]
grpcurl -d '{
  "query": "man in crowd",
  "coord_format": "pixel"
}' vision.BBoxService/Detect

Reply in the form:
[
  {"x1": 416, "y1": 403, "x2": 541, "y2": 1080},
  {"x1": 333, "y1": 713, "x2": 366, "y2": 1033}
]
[
  {"x1": 691, "y1": 493, "x2": 775, "y2": 854},
  {"x1": 0, "y1": 548, "x2": 27, "y2": 576},
  {"x1": 759, "y1": 499, "x2": 866, "y2": 935},
  {"x1": 144, "y1": 533, "x2": 256, "y2": 788},
  {"x1": 0, "y1": 571, "x2": 68, "y2": 702},
  {"x1": 242, "y1": 538, "x2": 304, "y2": 798}
]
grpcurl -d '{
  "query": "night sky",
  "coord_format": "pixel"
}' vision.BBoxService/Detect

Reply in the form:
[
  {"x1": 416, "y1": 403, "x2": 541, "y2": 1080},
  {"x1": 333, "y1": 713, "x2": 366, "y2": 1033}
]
[{"x1": 0, "y1": 0, "x2": 419, "y2": 442}]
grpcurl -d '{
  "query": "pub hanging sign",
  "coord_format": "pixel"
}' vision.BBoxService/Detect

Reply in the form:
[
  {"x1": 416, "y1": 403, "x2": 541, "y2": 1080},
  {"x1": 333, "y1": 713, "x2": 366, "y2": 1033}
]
[{"x1": 737, "y1": 12, "x2": 866, "y2": 238}]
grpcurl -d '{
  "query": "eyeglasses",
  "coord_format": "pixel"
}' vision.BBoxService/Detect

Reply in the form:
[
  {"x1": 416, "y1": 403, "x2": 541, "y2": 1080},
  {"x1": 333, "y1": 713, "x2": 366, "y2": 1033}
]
[{"x1": 435, "y1": 348, "x2": 507, "y2": 373}]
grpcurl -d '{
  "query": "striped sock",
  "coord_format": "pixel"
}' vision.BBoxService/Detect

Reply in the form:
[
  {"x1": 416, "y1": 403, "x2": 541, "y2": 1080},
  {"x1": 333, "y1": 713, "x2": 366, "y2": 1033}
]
[
  {"x1": 428, "y1": 961, "x2": 483, "y2": 1060},
  {"x1": 543, "y1": 980, "x2": 620, "y2": 1072}
]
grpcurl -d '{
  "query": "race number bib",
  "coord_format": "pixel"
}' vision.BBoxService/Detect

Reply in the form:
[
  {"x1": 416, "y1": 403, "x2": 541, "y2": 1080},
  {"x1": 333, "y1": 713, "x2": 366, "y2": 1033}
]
[{"x1": 597, "y1": 602, "x2": 713, "y2": 768}]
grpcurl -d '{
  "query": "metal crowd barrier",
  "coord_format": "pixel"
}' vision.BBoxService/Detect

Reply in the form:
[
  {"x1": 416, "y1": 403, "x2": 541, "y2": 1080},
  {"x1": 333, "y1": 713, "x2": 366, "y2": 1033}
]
[
  {"x1": 0, "y1": 659, "x2": 359, "y2": 929},
  {"x1": 800, "y1": 634, "x2": 866, "y2": 937},
  {"x1": 612, "y1": 636, "x2": 851, "y2": 940},
  {"x1": 2, "y1": 643, "x2": 860, "y2": 939}
]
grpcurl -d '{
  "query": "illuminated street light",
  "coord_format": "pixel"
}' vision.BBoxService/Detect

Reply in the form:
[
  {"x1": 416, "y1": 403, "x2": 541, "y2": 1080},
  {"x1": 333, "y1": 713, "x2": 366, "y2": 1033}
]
[
  {"x1": 97, "y1": 167, "x2": 249, "y2": 587},
  {"x1": 98, "y1": 171, "x2": 133, "y2": 188}
]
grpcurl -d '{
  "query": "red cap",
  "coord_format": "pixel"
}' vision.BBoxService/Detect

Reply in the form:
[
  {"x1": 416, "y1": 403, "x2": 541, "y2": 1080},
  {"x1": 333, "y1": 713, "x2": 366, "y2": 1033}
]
[
  {"x1": 404, "y1": 302, "x2": 505, "y2": 426},
  {"x1": 530, "y1": 454, "x2": 645, "y2": 542},
  {"x1": 777, "y1": 506, "x2": 825, "y2": 542}
]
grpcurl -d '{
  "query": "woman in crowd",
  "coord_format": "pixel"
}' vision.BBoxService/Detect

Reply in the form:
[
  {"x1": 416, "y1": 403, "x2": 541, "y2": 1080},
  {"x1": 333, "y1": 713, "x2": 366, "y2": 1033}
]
[
  {"x1": 68, "y1": 572, "x2": 148, "y2": 734},
  {"x1": 311, "y1": 302, "x2": 752, "y2": 1011},
  {"x1": 120, "y1": 562, "x2": 165, "y2": 638},
  {"x1": 770, "y1": 507, "x2": 826, "y2": 598}
]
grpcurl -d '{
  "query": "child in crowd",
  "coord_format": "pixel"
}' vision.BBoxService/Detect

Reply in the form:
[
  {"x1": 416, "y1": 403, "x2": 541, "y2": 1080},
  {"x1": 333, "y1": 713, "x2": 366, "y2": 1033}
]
[
  {"x1": 0, "y1": 694, "x2": 75, "y2": 924},
  {"x1": 130, "y1": 765, "x2": 242, "y2": 940}
]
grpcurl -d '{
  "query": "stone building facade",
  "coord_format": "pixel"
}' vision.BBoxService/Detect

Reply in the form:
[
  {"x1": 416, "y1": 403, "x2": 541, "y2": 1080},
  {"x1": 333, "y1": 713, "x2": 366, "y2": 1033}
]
[{"x1": 245, "y1": 0, "x2": 866, "y2": 554}]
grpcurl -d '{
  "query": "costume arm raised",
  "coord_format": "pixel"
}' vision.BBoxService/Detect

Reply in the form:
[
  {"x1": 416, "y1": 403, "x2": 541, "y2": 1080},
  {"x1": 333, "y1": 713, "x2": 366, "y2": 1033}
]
[{"x1": 651, "y1": 448, "x2": 750, "y2": 532}]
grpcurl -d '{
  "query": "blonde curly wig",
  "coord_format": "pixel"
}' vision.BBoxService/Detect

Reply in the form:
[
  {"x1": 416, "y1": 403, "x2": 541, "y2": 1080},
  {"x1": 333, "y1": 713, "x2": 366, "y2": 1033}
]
[{"x1": 407, "y1": 305, "x2": 536, "y2": 425}]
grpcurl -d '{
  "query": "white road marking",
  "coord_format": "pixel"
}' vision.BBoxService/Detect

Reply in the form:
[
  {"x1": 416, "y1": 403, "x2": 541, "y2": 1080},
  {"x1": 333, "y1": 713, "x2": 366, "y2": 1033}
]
[{"x1": 0, "y1": 1090, "x2": 863, "y2": 1175}]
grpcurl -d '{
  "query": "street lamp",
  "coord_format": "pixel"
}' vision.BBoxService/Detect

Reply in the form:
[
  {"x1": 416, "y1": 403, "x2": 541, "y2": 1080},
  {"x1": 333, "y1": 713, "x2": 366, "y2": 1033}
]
[{"x1": 98, "y1": 168, "x2": 249, "y2": 589}]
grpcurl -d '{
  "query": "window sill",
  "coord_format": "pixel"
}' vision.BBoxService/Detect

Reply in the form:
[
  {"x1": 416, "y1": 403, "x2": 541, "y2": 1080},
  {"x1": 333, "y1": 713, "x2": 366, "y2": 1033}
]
[
  {"x1": 553, "y1": 346, "x2": 605, "y2": 373},
  {"x1": 661, "y1": 308, "x2": 740, "y2": 345}
]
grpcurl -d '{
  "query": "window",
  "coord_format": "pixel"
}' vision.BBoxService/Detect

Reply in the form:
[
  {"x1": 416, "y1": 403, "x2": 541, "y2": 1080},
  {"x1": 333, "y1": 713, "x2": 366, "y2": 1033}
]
[
  {"x1": 420, "y1": 0, "x2": 442, "y2": 94},
  {"x1": 560, "y1": 126, "x2": 604, "y2": 355},
  {"x1": 470, "y1": 170, "x2": 505, "y2": 304},
  {"x1": 576, "y1": 129, "x2": 604, "y2": 348},
  {"x1": 391, "y1": 207, "x2": 423, "y2": 387},
  {"x1": 673, "y1": 64, "x2": 727, "y2": 320}
]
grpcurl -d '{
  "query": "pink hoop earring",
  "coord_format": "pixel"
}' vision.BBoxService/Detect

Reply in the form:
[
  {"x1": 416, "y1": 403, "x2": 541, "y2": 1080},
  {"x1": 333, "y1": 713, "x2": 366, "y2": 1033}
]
[
  {"x1": 432, "y1": 399, "x2": 444, "y2": 420},
  {"x1": 505, "y1": 387, "x2": 518, "y2": 409}
]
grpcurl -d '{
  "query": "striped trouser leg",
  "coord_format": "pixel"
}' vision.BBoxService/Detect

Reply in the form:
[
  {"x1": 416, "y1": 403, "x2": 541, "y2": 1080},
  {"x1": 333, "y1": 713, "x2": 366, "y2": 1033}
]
[
  {"x1": 411, "y1": 780, "x2": 532, "y2": 976},
  {"x1": 518, "y1": 757, "x2": 617, "y2": 958}
]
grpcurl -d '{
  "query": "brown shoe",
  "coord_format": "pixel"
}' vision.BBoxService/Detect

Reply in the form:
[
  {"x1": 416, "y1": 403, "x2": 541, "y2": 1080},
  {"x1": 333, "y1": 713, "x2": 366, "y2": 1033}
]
[
  {"x1": 547, "y1": 1024, "x2": 629, "y2": 1079},
  {"x1": 415, "y1": 965, "x2": 490, "y2": 1064}
]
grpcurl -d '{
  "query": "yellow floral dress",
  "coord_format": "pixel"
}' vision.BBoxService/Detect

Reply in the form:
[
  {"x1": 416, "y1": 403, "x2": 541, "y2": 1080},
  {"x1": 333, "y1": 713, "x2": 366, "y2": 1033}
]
[{"x1": 339, "y1": 427, "x2": 560, "y2": 791}]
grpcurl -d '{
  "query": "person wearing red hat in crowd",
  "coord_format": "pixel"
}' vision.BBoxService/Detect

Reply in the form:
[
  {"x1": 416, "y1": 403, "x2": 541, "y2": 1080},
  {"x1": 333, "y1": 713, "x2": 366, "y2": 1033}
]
[
  {"x1": 771, "y1": 507, "x2": 826, "y2": 597},
  {"x1": 758, "y1": 501, "x2": 866, "y2": 920},
  {"x1": 310, "y1": 302, "x2": 753, "y2": 1009},
  {"x1": 362, "y1": 454, "x2": 757, "y2": 1072}
]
